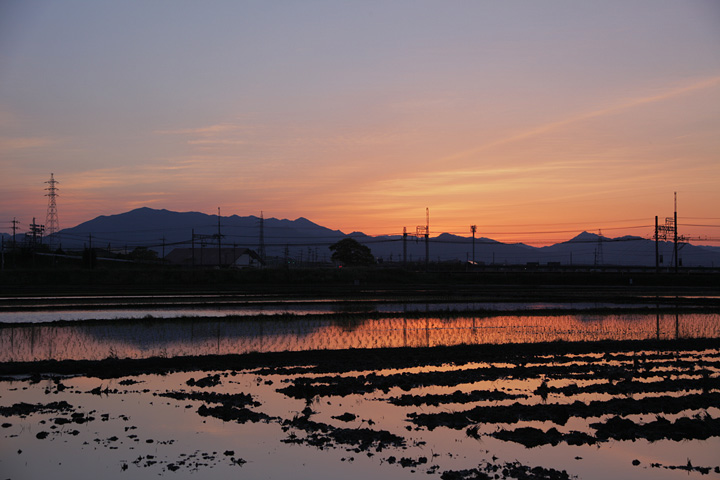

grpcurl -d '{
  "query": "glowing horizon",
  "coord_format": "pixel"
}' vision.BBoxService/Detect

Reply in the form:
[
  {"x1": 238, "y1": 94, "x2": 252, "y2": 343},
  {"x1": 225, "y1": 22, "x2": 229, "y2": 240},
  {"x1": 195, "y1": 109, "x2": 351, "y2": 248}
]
[{"x1": 1, "y1": 2, "x2": 719, "y2": 247}]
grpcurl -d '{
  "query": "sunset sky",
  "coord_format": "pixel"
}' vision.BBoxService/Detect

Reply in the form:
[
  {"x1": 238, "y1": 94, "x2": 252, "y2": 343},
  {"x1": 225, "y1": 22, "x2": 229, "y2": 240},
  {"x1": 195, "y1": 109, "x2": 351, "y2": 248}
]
[{"x1": 1, "y1": 1, "x2": 719, "y2": 245}]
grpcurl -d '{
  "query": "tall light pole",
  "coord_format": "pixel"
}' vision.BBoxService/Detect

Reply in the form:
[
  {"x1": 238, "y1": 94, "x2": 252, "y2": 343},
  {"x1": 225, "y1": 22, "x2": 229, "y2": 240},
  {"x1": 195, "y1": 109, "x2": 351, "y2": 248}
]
[{"x1": 471, "y1": 225, "x2": 477, "y2": 264}]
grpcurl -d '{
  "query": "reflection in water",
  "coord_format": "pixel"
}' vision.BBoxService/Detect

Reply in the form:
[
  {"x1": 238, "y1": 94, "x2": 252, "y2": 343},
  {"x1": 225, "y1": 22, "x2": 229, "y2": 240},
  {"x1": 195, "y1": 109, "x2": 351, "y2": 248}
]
[
  {"x1": 2, "y1": 313, "x2": 719, "y2": 362},
  {"x1": 0, "y1": 301, "x2": 653, "y2": 323}
]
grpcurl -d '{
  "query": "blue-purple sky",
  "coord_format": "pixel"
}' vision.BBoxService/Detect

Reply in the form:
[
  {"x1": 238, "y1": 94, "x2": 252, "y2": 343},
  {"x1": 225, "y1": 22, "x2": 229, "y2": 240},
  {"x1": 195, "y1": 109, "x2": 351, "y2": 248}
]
[{"x1": 2, "y1": 1, "x2": 719, "y2": 244}]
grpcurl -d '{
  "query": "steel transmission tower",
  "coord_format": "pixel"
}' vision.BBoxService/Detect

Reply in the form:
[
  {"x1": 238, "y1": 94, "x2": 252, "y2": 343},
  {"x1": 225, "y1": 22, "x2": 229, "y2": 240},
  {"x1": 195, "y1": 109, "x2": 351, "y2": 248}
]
[{"x1": 45, "y1": 173, "x2": 59, "y2": 248}]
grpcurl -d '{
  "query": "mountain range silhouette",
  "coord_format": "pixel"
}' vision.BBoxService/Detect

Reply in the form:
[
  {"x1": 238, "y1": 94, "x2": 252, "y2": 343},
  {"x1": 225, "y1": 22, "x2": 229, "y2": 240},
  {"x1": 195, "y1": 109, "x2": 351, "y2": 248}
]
[{"x1": 6, "y1": 207, "x2": 720, "y2": 267}]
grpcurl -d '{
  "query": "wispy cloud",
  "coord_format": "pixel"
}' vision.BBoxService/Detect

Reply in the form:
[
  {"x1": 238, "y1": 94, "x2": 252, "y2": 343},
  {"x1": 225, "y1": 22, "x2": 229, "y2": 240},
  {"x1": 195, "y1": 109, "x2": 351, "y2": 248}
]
[
  {"x1": 0, "y1": 136, "x2": 56, "y2": 150},
  {"x1": 187, "y1": 138, "x2": 247, "y2": 145},
  {"x1": 0, "y1": 110, "x2": 16, "y2": 127},
  {"x1": 155, "y1": 122, "x2": 255, "y2": 148},
  {"x1": 442, "y1": 75, "x2": 720, "y2": 163},
  {"x1": 155, "y1": 123, "x2": 252, "y2": 136}
]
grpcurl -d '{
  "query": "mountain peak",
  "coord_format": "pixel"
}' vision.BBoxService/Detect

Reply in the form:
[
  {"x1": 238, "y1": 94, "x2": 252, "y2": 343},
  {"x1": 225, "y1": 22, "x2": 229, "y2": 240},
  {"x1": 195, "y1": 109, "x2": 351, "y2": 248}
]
[
  {"x1": 293, "y1": 216, "x2": 318, "y2": 226},
  {"x1": 568, "y1": 231, "x2": 600, "y2": 242}
]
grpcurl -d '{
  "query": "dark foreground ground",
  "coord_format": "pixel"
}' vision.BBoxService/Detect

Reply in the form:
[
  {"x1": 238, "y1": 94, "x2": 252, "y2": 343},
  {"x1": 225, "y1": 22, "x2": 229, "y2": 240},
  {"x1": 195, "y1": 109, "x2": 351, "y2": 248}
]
[
  {"x1": 2, "y1": 338, "x2": 719, "y2": 480},
  {"x1": 2, "y1": 337, "x2": 719, "y2": 378},
  {"x1": 2, "y1": 265, "x2": 720, "y2": 296}
]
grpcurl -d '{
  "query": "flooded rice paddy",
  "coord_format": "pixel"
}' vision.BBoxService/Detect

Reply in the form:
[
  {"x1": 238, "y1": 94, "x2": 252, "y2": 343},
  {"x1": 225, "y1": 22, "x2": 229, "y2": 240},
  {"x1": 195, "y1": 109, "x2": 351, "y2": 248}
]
[
  {"x1": 1, "y1": 294, "x2": 720, "y2": 479},
  {"x1": 1, "y1": 312, "x2": 719, "y2": 363},
  {"x1": 0, "y1": 300, "x2": 657, "y2": 324}
]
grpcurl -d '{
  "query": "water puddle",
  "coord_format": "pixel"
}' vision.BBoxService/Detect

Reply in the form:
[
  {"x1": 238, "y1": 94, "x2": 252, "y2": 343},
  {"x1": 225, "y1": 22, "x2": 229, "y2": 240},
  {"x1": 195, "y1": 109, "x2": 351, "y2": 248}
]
[{"x1": 2, "y1": 343, "x2": 719, "y2": 479}]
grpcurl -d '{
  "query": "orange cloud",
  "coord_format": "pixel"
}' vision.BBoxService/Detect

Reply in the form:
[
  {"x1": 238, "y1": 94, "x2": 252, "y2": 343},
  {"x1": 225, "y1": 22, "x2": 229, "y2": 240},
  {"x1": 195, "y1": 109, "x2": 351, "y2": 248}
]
[
  {"x1": 155, "y1": 122, "x2": 256, "y2": 149},
  {"x1": 0, "y1": 136, "x2": 56, "y2": 150}
]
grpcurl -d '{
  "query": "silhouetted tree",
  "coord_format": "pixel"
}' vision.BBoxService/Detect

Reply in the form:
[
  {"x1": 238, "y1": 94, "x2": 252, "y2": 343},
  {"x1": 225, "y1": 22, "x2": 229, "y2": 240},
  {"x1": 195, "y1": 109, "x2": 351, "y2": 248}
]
[
  {"x1": 329, "y1": 238, "x2": 375, "y2": 266},
  {"x1": 126, "y1": 247, "x2": 159, "y2": 262}
]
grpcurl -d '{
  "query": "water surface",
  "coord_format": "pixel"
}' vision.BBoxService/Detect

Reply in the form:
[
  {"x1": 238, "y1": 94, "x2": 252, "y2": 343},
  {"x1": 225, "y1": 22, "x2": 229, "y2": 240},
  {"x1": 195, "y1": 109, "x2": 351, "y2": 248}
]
[
  {"x1": 0, "y1": 300, "x2": 654, "y2": 323},
  {"x1": 2, "y1": 312, "x2": 718, "y2": 362}
]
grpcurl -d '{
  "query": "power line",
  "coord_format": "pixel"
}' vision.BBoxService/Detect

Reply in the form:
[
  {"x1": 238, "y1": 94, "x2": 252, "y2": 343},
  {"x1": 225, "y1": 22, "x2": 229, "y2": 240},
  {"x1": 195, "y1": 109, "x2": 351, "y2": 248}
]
[
  {"x1": 438, "y1": 218, "x2": 652, "y2": 228},
  {"x1": 459, "y1": 225, "x2": 652, "y2": 236}
]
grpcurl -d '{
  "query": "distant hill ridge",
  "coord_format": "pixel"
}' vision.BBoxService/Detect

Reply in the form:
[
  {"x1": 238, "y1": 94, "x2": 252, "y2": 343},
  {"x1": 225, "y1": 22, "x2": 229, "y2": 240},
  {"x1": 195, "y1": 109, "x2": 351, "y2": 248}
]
[{"x1": 4, "y1": 207, "x2": 720, "y2": 267}]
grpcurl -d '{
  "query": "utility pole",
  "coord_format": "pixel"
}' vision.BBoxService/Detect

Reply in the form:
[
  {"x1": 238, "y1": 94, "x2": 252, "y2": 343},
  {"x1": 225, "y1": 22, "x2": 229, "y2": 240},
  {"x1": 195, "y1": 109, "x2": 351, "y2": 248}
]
[
  {"x1": 471, "y1": 225, "x2": 477, "y2": 264},
  {"x1": 217, "y1": 207, "x2": 222, "y2": 268},
  {"x1": 594, "y1": 229, "x2": 604, "y2": 266},
  {"x1": 403, "y1": 227, "x2": 407, "y2": 266},
  {"x1": 87, "y1": 233, "x2": 94, "y2": 269},
  {"x1": 29, "y1": 217, "x2": 44, "y2": 246},
  {"x1": 656, "y1": 192, "x2": 680, "y2": 273},
  {"x1": 655, "y1": 216, "x2": 659, "y2": 273},
  {"x1": 259, "y1": 211, "x2": 266, "y2": 263},
  {"x1": 11, "y1": 217, "x2": 19, "y2": 248},
  {"x1": 425, "y1": 208, "x2": 429, "y2": 270},
  {"x1": 191, "y1": 229, "x2": 195, "y2": 267},
  {"x1": 674, "y1": 192, "x2": 678, "y2": 273},
  {"x1": 416, "y1": 208, "x2": 429, "y2": 270},
  {"x1": 657, "y1": 216, "x2": 675, "y2": 270}
]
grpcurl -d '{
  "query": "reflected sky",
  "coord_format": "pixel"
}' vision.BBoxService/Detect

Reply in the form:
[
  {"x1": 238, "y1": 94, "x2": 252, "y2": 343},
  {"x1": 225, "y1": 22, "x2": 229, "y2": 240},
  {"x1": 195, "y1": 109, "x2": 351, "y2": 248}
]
[
  {"x1": 0, "y1": 301, "x2": 661, "y2": 323},
  {"x1": 2, "y1": 347, "x2": 718, "y2": 480},
  {"x1": 2, "y1": 312, "x2": 718, "y2": 362}
]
